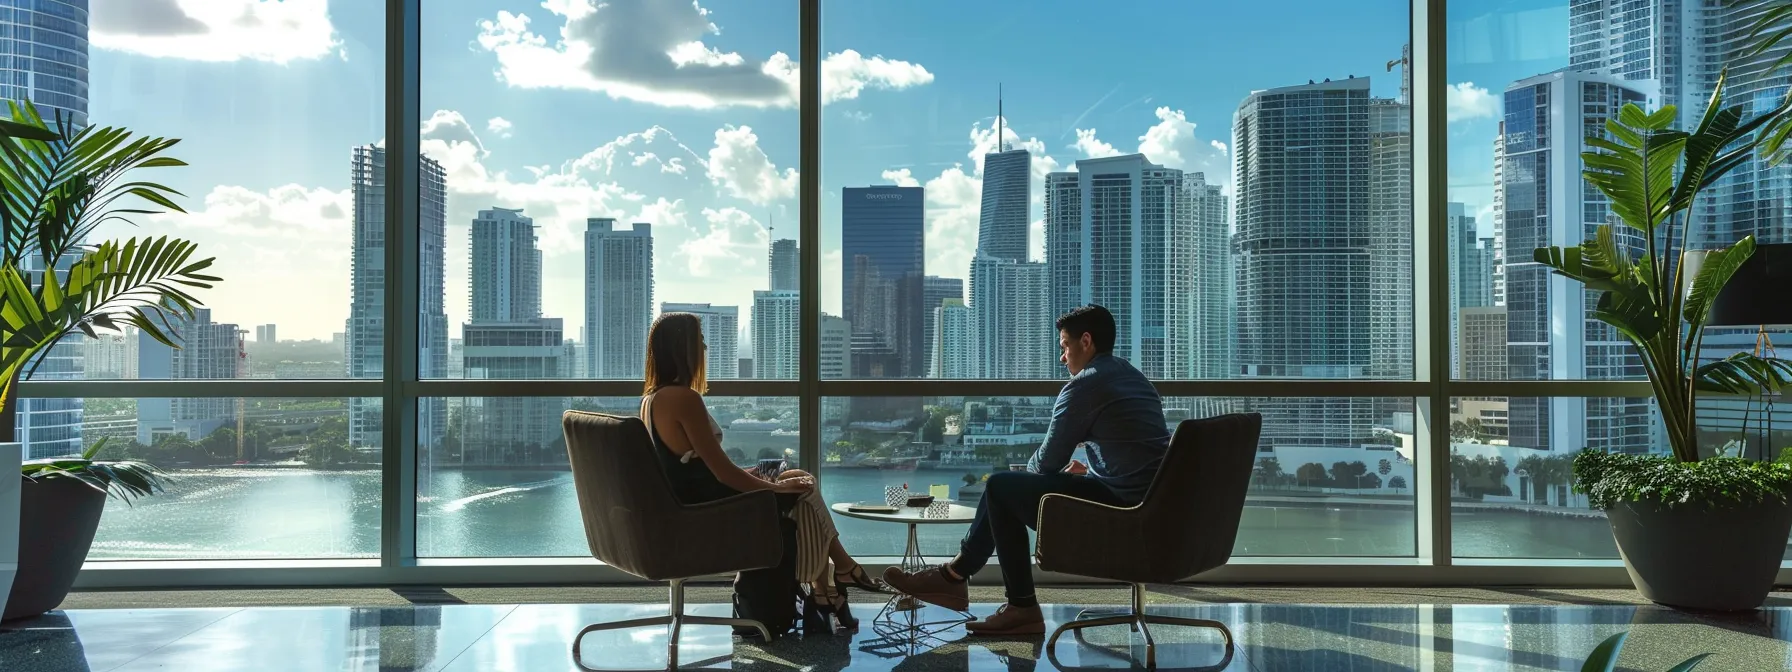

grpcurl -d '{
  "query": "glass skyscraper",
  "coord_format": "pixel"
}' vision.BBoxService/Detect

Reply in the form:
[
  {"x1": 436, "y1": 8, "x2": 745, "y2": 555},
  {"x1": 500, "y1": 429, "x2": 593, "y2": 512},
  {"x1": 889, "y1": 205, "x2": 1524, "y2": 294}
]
[
  {"x1": 1045, "y1": 154, "x2": 1208, "y2": 381},
  {"x1": 459, "y1": 207, "x2": 565, "y2": 466},
  {"x1": 6, "y1": 0, "x2": 87, "y2": 459},
  {"x1": 1233, "y1": 77, "x2": 1405, "y2": 447},
  {"x1": 1501, "y1": 71, "x2": 1655, "y2": 454},
  {"x1": 841, "y1": 186, "x2": 924, "y2": 378},
  {"x1": 584, "y1": 219, "x2": 654, "y2": 380},
  {"x1": 0, "y1": 0, "x2": 87, "y2": 128},
  {"x1": 348, "y1": 146, "x2": 449, "y2": 451}
]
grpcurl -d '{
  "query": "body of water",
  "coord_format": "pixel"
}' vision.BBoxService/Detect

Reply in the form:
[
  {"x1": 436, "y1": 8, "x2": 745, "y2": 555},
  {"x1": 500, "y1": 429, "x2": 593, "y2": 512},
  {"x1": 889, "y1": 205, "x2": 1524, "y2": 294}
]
[{"x1": 89, "y1": 467, "x2": 1622, "y2": 561}]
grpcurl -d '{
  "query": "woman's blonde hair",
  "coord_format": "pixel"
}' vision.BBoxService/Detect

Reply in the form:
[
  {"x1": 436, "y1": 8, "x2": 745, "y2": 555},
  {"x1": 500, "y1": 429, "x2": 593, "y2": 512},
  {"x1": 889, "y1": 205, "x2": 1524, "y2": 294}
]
[{"x1": 644, "y1": 312, "x2": 708, "y2": 395}]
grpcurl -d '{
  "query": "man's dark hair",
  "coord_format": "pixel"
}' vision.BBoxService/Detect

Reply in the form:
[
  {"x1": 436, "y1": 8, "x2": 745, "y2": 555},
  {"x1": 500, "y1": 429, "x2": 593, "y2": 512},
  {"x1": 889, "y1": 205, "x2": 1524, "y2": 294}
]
[{"x1": 1056, "y1": 305, "x2": 1116, "y2": 354}]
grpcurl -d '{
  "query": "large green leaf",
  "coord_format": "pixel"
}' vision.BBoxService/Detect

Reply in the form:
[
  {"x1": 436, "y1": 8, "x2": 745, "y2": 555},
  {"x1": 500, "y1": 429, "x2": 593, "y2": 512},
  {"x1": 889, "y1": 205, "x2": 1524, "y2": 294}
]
[
  {"x1": 0, "y1": 100, "x2": 186, "y2": 273},
  {"x1": 0, "y1": 237, "x2": 218, "y2": 381},
  {"x1": 1580, "y1": 108, "x2": 1686, "y2": 234},
  {"x1": 1697, "y1": 353, "x2": 1792, "y2": 396},
  {"x1": 1581, "y1": 632, "x2": 1626, "y2": 672},
  {"x1": 20, "y1": 437, "x2": 168, "y2": 505}
]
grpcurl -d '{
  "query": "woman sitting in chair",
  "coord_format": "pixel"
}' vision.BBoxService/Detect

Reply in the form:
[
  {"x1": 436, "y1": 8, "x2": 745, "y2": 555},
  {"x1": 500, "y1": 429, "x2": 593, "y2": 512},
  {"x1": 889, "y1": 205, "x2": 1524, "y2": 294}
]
[{"x1": 639, "y1": 312, "x2": 883, "y2": 632}]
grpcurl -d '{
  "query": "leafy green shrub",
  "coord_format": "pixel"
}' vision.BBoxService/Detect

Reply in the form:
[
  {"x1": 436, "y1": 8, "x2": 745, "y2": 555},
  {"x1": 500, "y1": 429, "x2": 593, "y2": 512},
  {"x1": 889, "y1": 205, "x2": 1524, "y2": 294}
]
[{"x1": 1572, "y1": 450, "x2": 1792, "y2": 510}]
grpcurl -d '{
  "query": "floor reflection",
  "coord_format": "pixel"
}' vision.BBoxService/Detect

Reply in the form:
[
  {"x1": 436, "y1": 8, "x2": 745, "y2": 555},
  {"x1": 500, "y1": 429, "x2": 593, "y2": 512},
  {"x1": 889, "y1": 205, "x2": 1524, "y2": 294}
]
[{"x1": 2, "y1": 602, "x2": 1791, "y2": 671}]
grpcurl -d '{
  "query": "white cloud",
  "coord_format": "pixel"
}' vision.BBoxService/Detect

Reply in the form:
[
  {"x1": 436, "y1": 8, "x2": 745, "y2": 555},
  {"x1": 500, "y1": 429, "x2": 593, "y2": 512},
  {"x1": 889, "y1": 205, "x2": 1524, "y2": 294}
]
[
  {"x1": 1071, "y1": 108, "x2": 1230, "y2": 185},
  {"x1": 486, "y1": 117, "x2": 514, "y2": 138},
  {"x1": 707, "y1": 125, "x2": 797, "y2": 206},
  {"x1": 474, "y1": 0, "x2": 931, "y2": 109},
  {"x1": 880, "y1": 168, "x2": 920, "y2": 188},
  {"x1": 1072, "y1": 128, "x2": 1120, "y2": 159},
  {"x1": 110, "y1": 184, "x2": 354, "y2": 338},
  {"x1": 677, "y1": 207, "x2": 769, "y2": 277},
  {"x1": 91, "y1": 0, "x2": 342, "y2": 64},
  {"x1": 568, "y1": 126, "x2": 705, "y2": 178},
  {"x1": 813, "y1": 50, "x2": 934, "y2": 104},
  {"x1": 842, "y1": 110, "x2": 874, "y2": 123},
  {"x1": 1448, "y1": 82, "x2": 1497, "y2": 122}
]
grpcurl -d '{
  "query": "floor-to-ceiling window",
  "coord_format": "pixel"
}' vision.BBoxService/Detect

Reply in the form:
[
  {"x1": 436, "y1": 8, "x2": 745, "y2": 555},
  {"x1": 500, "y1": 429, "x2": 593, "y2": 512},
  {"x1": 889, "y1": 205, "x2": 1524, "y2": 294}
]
[{"x1": 12, "y1": 0, "x2": 1785, "y2": 585}]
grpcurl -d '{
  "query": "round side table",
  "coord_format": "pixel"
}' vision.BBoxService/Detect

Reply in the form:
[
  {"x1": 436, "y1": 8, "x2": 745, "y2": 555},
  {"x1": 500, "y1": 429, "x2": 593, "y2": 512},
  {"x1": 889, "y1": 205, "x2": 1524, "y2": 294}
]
[{"x1": 830, "y1": 501, "x2": 978, "y2": 653}]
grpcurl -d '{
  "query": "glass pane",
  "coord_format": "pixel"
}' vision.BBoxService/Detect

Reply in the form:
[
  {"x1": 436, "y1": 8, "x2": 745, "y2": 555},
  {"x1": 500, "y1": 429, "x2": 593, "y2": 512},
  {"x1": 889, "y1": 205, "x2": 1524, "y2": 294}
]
[
  {"x1": 42, "y1": 397, "x2": 383, "y2": 561},
  {"x1": 420, "y1": 1, "x2": 798, "y2": 383},
  {"x1": 820, "y1": 1, "x2": 1413, "y2": 381},
  {"x1": 1451, "y1": 395, "x2": 1792, "y2": 559},
  {"x1": 418, "y1": 396, "x2": 799, "y2": 558},
  {"x1": 9, "y1": 2, "x2": 381, "y2": 455},
  {"x1": 823, "y1": 396, "x2": 1418, "y2": 558},
  {"x1": 1446, "y1": 1, "x2": 1790, "y2": 382}
]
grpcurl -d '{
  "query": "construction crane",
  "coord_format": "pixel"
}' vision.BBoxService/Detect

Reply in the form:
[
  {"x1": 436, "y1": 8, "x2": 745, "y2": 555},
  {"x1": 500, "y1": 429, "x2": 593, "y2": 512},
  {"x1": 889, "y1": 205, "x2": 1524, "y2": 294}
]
[{"x1": 1386, "y1": 44, "x2": 1411, "y2": 105}]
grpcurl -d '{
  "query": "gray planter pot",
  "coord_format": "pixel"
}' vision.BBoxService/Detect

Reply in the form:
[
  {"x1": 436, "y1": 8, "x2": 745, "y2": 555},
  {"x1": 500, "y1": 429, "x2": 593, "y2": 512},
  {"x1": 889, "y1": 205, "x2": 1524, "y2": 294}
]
[
  {"x1": 3, "y1": 477, "x2": 106, "y2": 621},
  {"x1": 1607, "y1": 498, "x2": 1792, "y2": 611}
]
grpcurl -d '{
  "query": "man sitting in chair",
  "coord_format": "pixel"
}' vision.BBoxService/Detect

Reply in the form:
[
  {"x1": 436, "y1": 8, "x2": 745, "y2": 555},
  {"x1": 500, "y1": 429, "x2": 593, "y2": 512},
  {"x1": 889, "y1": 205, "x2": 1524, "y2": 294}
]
[{"x1": 884, "y1": 304, "x2": 1171, "y2": 635}]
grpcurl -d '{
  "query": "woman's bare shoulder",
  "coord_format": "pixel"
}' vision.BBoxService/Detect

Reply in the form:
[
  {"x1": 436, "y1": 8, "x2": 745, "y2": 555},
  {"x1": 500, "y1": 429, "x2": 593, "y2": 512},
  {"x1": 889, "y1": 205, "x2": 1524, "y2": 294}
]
[{"x1": 650, "y1": 386, "x2": 704, "y2": 413}]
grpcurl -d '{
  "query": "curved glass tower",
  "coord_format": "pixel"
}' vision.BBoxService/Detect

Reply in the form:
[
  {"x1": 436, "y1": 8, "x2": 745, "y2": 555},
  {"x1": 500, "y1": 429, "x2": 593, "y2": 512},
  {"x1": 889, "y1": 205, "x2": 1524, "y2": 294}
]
[{"x1": 5, "y1": 0, "x2": 88, "y2": 458}]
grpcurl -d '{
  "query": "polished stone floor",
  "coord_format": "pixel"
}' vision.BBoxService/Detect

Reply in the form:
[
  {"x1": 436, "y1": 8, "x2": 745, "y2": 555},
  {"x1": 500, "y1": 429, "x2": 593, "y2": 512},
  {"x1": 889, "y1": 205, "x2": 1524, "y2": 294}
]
[{"x1": 4, "y1": 601, "x2": 1792, "y2": 671}]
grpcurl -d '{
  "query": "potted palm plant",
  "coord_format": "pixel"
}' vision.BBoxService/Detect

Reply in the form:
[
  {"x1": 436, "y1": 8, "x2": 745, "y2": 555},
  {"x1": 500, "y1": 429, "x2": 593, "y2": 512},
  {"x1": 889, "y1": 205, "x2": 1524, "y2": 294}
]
[
  {"x1": 0, "y1": 102, "x2": 218, "y2": 620},
  {"x1": 1539, "y1": 71, "x2": 1792, "y2": 611}
]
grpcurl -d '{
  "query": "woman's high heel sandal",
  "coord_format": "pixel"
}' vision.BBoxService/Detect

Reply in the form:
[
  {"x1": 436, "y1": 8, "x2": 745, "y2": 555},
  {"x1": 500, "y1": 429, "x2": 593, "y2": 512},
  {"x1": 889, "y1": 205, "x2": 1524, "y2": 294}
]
[
  {"x1": 834, "y1": 563, "x2": 887, "y2": 594},
  {"x1": 800, "y1": 584, "x2": 857, "y2": 634}
]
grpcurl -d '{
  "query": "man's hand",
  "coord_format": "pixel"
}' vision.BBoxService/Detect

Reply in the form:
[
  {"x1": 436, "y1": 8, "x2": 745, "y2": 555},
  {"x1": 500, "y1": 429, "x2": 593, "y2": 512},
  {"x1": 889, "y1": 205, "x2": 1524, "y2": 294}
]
[{"x1": 1063, "y1": 459, "x2": 1089, "y2": 475}]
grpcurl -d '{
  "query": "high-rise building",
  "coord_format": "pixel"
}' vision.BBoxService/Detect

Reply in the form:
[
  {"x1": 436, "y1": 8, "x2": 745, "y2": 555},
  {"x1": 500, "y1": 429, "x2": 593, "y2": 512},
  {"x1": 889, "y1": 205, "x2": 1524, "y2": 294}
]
[
  {"x1": 1369, "y1": 96, "x2": 1414, "y2": 382},
  {"x1": 921, "y1": 276, "x2": 963, "y2": 378},
  {"x1": 1502, "y1": 71, "x2": 1655, "y2": 453},
  {"x1": 1567, "y1": 1, "x2": 1792, "y2": 441},
  {"x1": 1233, "y1": 76, "x2": 1402, "y2": 447},
  {"x1": 1460, "y1": 307, "x2": 1509, "y2": 381},
  {"x1": 1044, "y1": 154, "x2": 1203, "y2": 380},
  {"x1": 585, "y1": 219, "x2": 654, "y2": 379},
  {"x1": 1449, "y1": 202, "x2": 1497, "y2": 376},
  {"x1": 929, "y1": 299, "x2": 978, "y2": 378},
  {"x1": 83, "y1": 329, "x2": 138, "y2": 380},
  {"x1": 462, "y1": 206, "x2": 565, "y2": 465},
  {"x1": 752, "y1": 290, "x2": 800, "y2": 379},
  {"x1": 1176, "y1": 172, "x2": 1233, "y2": 380},
  {"x1": 137, "y1": 309, "x2": 243, "y2": 444},
  {"x1": 470, "y1": 208, "x2": 542, "y2": 322},
  {"x1": 842, "y1": 186, "x2": 925, "y2": 378},
  {"x1": 0, "y1": 0, "x2": 87, "y2": 128},
  {"x1": 662, "y1": 303, "x2": 739, "y2": 380},
  {"x1": 6, "y1": 1, "x2": 88, "y2": 458},
  {"x1": 970, "y1": 255, "x2": 1054, "y2": 379},
  {"x1": 255, "y1": 324, "x2": 277, "y2": 344},
  {"x1": 1492, "y1": 122, "x2": 1507, "y2": 306},
  {"x1": 820, "y1": 314, "x2": 850, "y2": 380},
  {"x1": 768, "y1": 238, "x2": 798, "y2": 292},
  {"x1": 347, "y1": 145, "x2": 449, "y2": 451},
  {"x1": 979, "y1": 148, "x2": 1032, "y2": 262}
]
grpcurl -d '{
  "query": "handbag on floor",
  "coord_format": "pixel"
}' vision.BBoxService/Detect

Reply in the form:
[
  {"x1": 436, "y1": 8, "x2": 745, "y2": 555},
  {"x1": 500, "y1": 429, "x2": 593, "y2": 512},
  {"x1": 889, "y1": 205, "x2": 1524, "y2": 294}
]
[{"x1": 731, "y1": 503, "x2": 800, "y2": 639}]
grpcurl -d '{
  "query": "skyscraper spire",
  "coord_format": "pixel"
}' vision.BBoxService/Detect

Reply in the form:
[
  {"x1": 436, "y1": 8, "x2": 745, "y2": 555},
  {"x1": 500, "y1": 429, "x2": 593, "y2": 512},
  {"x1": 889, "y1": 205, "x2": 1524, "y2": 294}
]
[{"x1": 997, "y1": 83, "x2": 1006, "y2": 153}]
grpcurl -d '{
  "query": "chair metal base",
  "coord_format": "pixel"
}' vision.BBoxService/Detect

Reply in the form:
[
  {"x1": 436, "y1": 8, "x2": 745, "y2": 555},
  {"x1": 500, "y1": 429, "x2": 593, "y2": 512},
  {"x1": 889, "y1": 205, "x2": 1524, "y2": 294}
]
[
  {"x1": 1045, "y1": 583, "x2": 1234, "y2": 670},
  {"x1": 571, "y1": 578, "x2": 769, "y2": 671}
]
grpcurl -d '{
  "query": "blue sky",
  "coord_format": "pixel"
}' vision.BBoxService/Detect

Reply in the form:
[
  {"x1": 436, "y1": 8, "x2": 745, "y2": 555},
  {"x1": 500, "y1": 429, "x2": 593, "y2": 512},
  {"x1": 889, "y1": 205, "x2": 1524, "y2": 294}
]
[{"x1": 88, "y1": 0, "x2": 1569, "y2": 343}]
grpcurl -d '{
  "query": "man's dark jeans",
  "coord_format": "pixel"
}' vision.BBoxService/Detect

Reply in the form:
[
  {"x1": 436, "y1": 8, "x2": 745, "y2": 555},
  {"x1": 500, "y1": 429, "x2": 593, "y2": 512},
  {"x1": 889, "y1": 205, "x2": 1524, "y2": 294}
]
[{"x1": 948, "y1": 471, "x2": 1129, "y2": 605}]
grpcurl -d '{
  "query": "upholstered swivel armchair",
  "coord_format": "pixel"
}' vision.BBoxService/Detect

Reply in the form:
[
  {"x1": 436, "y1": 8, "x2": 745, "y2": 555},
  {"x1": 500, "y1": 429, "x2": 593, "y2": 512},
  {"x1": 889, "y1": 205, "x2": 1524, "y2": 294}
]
[
  {"x1": 1035, "y1": 412, "x2": 1263, "y2": 669},
  {"x1": 562, "y1": 411, "x2": 783, "y2": 669}
]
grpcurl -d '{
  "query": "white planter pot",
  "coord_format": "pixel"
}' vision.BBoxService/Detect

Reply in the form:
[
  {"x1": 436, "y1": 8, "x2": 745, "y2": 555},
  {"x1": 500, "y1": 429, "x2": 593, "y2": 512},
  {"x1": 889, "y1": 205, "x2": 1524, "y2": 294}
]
[{"x1": 0, "y1": 442, "x2": 19, "y2": 615}]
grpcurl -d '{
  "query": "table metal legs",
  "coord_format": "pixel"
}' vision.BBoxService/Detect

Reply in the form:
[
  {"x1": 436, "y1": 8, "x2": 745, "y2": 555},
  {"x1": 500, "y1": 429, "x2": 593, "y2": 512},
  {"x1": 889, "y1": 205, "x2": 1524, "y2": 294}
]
[{"x1": 864, "y1": 522, "x2": 974, "y2": 656}]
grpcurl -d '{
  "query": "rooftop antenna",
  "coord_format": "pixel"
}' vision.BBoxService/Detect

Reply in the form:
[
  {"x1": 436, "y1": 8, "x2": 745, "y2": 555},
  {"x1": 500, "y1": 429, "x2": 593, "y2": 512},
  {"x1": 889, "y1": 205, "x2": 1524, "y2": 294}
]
[{"x1": 997, "y1": 83, "x2": 1006, "y2": 153}]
